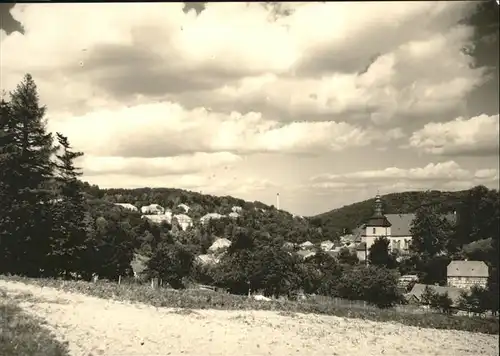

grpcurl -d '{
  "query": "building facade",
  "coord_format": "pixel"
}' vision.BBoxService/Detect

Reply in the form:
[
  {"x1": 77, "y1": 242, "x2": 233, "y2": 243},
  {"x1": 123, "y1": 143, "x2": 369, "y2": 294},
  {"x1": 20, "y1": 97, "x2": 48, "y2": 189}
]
[{"x1": 447, "y1": 260, "x2": 489, "y2": 290}]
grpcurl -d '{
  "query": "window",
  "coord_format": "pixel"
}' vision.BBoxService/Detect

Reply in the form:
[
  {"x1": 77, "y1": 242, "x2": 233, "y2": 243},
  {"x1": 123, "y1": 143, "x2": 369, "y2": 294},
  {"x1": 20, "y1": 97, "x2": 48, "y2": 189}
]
[{"x1": 372, "y1": 227, "x2": 376, "y2": 234}]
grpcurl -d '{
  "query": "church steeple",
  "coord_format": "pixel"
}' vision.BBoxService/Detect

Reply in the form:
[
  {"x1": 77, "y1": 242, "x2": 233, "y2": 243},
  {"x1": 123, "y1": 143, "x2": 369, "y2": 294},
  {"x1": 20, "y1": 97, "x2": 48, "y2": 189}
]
[
  {"x1": 373, "y1": 194, "x2": 383, "y2": 217},
  {"x1": 364, "y1": 193, "x2": 391, "y2": 228}
]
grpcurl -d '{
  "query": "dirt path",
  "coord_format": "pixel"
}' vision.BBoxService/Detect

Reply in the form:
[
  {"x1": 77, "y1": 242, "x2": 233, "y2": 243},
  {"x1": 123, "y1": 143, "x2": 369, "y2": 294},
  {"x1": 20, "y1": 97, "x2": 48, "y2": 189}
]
[{"x1": 1, "y1": 280, "x2": 498, "y2": 356}]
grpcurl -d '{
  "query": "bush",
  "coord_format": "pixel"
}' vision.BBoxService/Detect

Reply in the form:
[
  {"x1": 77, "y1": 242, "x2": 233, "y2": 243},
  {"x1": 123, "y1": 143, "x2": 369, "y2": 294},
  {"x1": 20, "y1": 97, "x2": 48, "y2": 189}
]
[
  {"x1": 458, "y1": 286, "x2": 494, "y2": 316},
  {"x1": 337, "y1": 265, "x2": 402, "y2": 308}
]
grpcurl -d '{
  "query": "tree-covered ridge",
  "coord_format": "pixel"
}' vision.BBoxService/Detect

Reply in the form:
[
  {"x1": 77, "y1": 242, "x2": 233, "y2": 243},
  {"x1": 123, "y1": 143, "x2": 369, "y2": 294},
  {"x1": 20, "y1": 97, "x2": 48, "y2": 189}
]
[
  {"x1": 85, "y1": 185, "x2": 272, "y2": 219},
  {"x1": 309, "y1": 190, "x2": 471, "y2": 238}
]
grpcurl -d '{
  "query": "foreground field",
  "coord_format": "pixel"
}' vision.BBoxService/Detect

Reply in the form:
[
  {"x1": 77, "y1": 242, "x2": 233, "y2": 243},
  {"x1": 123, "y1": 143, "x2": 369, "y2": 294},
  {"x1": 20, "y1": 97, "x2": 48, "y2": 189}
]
[
  {"x1": 0, "y1": 280, "x2": 498, "y2": 356},
  {"x1": 0, "y1": 288, "x2": 70, "y2": 356},
  {"x1": 2, "y1": 276, "x2": 498, "y2": 335}
]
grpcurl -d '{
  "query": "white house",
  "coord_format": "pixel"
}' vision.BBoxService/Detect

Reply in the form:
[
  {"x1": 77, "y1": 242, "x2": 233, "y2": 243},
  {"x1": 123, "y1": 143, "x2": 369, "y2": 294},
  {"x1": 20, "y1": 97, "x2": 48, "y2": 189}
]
[
  {"x1": 320, "y1": 240, "x2": 334, "y2": 251},
  {"x1": 140, "y1": 204, "x2": 165, "y2": 215},
  {"x1": 141, "y1": 214, "x2": 171, "y2": 224},
  {"x1": 208, "y1": 238, "x2": 232, "y2": 253},
  {"x1": 114, "y1": 203, "x2": 138, "y2": 212},
  {"x1": 200, "y1": 213, "x2": 225, "y2": 225},
  {"x1": 447, "y1": 260, "x2": 489, "y2": 290},
  {"x1": 299, "y1": 241, "x2": 314, "y2": 250},
  {"x1": 177, "y1": 204, "x2": 190, "y2": 213},
  {"x1": 172, "y1": 214, "x2": 193, "y2": 231}
]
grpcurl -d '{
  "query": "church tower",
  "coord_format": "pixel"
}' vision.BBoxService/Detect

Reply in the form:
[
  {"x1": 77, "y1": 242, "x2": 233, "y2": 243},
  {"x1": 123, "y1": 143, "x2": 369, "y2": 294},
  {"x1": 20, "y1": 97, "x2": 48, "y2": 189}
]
[{"x1": 362, "y1": 194, "x2": 392, "y2": 251}]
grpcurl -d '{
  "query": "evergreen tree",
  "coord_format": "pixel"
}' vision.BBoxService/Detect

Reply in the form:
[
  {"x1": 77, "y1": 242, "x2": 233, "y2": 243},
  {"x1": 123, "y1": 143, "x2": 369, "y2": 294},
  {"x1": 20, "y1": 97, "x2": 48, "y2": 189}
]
[
  {"x1": 48, "y1": 133, "x2": 89, "y2": 278},
  {"x1": 0, "y1": 74, "x2": 55, "y2": 276},
  {"x1": 0, "y1": 97, "x2": 17, "y2": 273}
]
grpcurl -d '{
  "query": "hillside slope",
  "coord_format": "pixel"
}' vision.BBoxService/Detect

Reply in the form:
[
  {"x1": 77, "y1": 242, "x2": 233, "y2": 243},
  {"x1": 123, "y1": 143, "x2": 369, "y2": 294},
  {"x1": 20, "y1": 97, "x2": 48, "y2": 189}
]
[
  {"x1": 80, "y1": 183, "x2": 323, "y2": 252},
  {"x1": 308, "y1": 190, "x2": 471, "y2": 238},
  {"x1": 82, "y1": 183, "x2": 272, "y2": 219}
]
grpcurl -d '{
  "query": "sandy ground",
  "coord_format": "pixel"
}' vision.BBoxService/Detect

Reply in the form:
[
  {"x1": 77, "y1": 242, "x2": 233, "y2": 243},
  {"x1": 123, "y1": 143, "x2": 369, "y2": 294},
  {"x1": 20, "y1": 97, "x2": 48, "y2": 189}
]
[{"x1": 0, "y1": 280, "x2": 498, "y2": 356}]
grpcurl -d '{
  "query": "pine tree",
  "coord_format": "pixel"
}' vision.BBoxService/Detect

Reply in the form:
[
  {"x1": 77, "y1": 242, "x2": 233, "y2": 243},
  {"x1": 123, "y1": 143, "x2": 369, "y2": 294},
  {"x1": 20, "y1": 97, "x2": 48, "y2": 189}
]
[
  {"x1": 0, "y1": 96, "x2": 17, "y2": 273},
  {"x1": 48, "y1": 132, "x2": 89, "y2": 278},
  {"x1": 0, "y1": 75, "x2": 55, "y2": 276}
]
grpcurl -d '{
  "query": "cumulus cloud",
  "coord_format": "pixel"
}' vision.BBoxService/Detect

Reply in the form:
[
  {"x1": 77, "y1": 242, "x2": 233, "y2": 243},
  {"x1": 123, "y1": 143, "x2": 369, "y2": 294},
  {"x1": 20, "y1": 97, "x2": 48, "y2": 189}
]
[
  {"x1": 310, "y1": 161, "x2": 499, "y2": 193},
  {"x1": 49, "y1": 102, "x2": 403, "y2": 158},
  {"x1": 409, "y1": 114, "x2": 499, "y2": 156},
  {"x1": 0, "y1": 2, "x2": 486, "y2": 125},
  {"x1": 79, "y1": 152, "x2": 241, "y2": 177},
  {"x1": 1, "y1": 2, "x2": 496, "y2": 215}
]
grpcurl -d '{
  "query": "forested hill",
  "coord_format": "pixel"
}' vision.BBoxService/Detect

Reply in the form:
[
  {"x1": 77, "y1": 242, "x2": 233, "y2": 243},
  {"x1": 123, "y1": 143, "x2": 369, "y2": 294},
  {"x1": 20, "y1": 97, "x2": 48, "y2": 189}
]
[
  {"x1": 79, "y1": 182, "x2": 324, "y2": 245},
  {"x1": 308, "y1": 189, "x2": 473, "y2": 238},
  {"x1": 81, "y1": 183, "x2": 272, "y2": 219}
]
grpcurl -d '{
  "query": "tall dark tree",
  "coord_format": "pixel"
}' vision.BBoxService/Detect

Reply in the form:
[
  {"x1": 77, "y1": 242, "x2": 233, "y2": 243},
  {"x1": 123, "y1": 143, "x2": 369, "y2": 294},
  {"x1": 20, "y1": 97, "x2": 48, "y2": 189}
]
[
  {"x1": 410, "y1": 204, "x2": 453, "y2": 258},
  {"x1": 368, "y1": 236, "x2": 397, "y2": 269},
  {"x1": 0, "y1": 74, "x2": 55, "y2": 276},
  {"x1": 47, "y1": 133, "x2": 89, "y2": 278},
  {"x1": 146, "y1": 241, "x2": 195, "y2": 289}
]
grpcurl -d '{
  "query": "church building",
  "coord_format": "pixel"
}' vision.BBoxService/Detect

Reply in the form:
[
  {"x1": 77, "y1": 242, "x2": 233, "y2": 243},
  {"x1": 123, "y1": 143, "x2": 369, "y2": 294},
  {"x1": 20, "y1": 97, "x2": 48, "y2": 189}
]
[{"x1": 358, "y1": 195, "x2": 413, "y2": 257}]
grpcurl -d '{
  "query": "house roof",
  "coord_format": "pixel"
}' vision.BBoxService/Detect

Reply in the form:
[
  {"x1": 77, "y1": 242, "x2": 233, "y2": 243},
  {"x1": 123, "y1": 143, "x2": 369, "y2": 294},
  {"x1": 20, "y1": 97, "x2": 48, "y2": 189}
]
[
  {"x1": 300, "y1": 241, "x2": 314, "y2": 248},
  {"x1": 297, "y1": 250, "x2": 316, "y2": 259},
  {"x1": 385, "y1": 214, "x2": 415, "y2": 236},
  {"x1": 196, "y1": 254, "x2": 220, "y2": 265},
  {"x1": 208, "y1": 238, "x2": 232, "y2": 252},
  {"x1": 365, "y1": 216, "x2": 392, "y2": 227},
  {"x1": 447, "y1": 260, "x2": 489, "y2": 278},
  {"x1": 407, "y1": 283, "x2": 464, "y2": 306}
]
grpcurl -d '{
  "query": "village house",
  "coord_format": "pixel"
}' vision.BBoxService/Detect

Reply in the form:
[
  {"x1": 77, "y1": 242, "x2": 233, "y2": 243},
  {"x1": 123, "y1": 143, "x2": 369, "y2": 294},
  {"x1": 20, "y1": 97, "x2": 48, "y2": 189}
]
[
  {"x1": 320, "y1": 240, "x2": 334, "y2": 251},
  {"x1": 208, "y1": 238, "x2": 232, "y2": 254},
  {"x1": 299, "y1": 241, "x2": 314, "y2": 250},
  {"x1": 140, "y1": 204, "x2": 165, "y2": 215},
  {"x1": 114, "y1": 203, "x2": 139, "y2": 212},
  {"x1": 355, "y1": 242, "x2": 367, "y2": 262},
  {"x1": 406, "y1": 283, "x2": 464, "y2": 307},
  {"x1": 172, "y1": 214, "x2": 193, "y2": 231},
  {"x1": 447, "y1": 260, "x2": 489, "y2": 290},
  {"x1": 200, "y1": 213, "x2": 225, "y2": 225}
]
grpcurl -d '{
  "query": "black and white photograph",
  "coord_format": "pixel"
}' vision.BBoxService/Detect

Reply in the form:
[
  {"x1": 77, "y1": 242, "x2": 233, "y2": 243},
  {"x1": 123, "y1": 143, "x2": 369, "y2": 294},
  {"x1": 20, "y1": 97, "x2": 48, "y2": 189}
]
[{"x1": 1, "y1": 1, "x2": 499, "y2": 355}]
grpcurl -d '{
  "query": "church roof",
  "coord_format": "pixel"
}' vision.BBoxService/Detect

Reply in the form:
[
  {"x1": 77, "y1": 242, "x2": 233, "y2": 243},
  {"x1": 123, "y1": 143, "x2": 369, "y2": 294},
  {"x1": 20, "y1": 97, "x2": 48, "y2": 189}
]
[
  {"x1": 385, "y1": 214, "x2": 414, "y2": 236},
  {"x1": 364, "y1": 216, "x2": 392, "y2": 227}
]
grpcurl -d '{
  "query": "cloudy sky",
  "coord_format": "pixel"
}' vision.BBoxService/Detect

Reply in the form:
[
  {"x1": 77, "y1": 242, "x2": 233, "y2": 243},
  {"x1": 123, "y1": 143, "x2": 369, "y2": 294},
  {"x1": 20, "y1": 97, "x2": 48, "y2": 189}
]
[{"x1": 1, "y1": 2, "x2": 499, "y2": 216}]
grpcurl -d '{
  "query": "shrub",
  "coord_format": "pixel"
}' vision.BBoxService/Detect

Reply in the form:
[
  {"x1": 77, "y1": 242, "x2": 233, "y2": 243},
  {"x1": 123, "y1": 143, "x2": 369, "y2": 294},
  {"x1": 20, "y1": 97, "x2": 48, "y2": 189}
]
[{"x1": 337, "y1": 265, "x2": 402, "y2": 308}]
